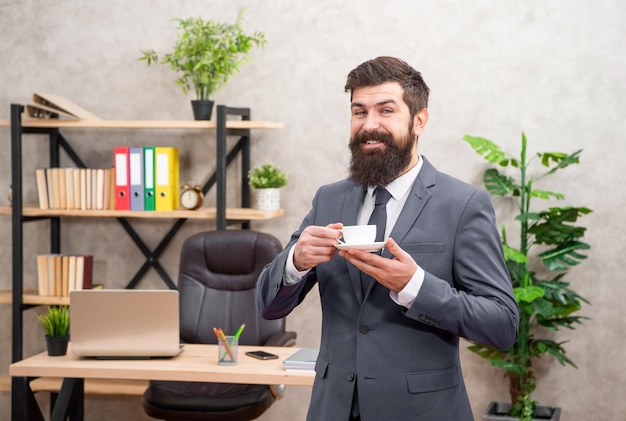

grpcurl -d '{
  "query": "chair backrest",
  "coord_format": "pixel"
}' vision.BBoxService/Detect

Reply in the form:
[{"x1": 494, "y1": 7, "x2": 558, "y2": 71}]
[{"x1": 178, "y1": 230, "x2": 284, "y2": 346}]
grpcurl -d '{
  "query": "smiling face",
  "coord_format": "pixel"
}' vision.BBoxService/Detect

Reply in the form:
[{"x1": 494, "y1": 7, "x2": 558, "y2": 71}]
[{"x1": 348, "y1": 81, "x2": 428, "y2": 187}]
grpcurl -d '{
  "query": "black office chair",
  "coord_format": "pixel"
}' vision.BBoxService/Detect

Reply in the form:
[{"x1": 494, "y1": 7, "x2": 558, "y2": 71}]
[{"x1": 142, "y1": 230, "x2": 297, "y2": 421}]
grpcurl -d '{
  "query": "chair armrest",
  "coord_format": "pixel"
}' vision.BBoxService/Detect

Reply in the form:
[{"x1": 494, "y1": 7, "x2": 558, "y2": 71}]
[
  {"x1": 269, "y1": 384, "x2": 286, "y2": 400},
  {"x1": 263, "y1": 331, "x2": 297, "y2": 347}
]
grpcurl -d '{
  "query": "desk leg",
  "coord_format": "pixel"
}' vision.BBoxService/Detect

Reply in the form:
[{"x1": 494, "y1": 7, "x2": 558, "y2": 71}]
[
  {"x1": 50, "y1": 378, "x2": 84, "y2": 421},
  {"x1": 12, "y1": 376, "x2": 44, "y2": 421}
]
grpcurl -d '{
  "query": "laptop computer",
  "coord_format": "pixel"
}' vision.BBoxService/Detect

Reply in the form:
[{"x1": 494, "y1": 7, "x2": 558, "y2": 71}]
[{"x1": 69, "y1": 289, "x2": 183, "y2": 359}]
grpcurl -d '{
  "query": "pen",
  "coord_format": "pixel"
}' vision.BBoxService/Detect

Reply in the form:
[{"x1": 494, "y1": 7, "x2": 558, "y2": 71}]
[
  {"x1": 234, "y1": 323, "x2": 246, "y2": 340},
  {"x1": 219, "y1": 328, "x2": 236, "y2": 360},
  {"x1": 215, "y1": 327, "x2": 227, "y2": 359},
  {"x1": 218, "y1": 328, "x2": 236, "y2": 359},
  {"x1": 216, "y1": 328, "x2": 234, "y2": 360},
  {"x1": 218, "y1": 328, "x2": 228, "y2": 341},
  {"x1": 218, "y1": 328, "x2": 229, "y2": 361}
]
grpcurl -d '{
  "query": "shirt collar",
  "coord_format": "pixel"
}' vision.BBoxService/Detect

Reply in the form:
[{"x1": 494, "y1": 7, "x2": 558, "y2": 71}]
[{"x1": 367, "y1": 155, "x2": 423, "y2": 201}]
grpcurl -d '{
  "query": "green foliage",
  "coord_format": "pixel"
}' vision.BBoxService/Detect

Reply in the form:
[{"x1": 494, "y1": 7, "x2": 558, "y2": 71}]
[
  {"x1": 140, "y1": 9, "x2": 266, "y2": 100},
  {"x1": 36, "y1": 306, "x2": 70, "y2": 337},
  {"x1": 248, "y1": 163, "x2": 288, "y2": 189},
  {"x1": 464, "y1": 133, "x2": 591, "y2": 420}
]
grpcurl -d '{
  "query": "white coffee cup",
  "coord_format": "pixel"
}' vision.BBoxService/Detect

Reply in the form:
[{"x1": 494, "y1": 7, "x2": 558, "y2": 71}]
[{"x1": 341, "y1": 225, "x2": 377, "y2": 245}]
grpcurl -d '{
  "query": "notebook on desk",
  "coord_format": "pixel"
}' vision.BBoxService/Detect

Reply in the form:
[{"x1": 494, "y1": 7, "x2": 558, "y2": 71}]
[{"x1": 69, "y1": 289, "x2": 183, "y2": 358}]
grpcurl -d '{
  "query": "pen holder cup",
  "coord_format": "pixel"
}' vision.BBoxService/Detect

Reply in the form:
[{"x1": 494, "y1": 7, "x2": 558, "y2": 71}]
[{"x1": 218, "y1": 336, "x2": 238, "y2": 365}]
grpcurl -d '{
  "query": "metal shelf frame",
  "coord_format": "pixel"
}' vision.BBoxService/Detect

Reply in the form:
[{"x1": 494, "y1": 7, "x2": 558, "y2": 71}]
[{"x1": 9, "y1": 104, "x2": 255, "y2": 365}]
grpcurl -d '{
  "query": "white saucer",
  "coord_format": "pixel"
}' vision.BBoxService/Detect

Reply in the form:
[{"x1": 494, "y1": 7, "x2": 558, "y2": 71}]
[{"x1": 335, "y1": 241, "x2": 385, "y2": 252}]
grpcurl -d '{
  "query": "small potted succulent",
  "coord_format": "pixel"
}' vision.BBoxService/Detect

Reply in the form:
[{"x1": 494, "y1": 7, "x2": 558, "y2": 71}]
[
  {"x1": 36, "y1": 306, "x2": 70, "y2": 356},
  {"x1": 248, "y1": 163, "x2": 288, "y2": 210},
  {"x1": 140, "y1": 9, "x2": 266, "y2": 120}
]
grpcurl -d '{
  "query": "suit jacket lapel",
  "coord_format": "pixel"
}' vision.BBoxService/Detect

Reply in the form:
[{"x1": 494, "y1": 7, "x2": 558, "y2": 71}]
[{"x1": 380, "y1": 156, "x2": 437, "y2": 255}]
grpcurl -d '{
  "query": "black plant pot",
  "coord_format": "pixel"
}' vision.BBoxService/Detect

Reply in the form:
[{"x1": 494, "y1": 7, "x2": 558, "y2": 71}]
[
  {"x1": 191, "y1": 100, "x2": 214, "y2": 120},
  {"x1": 483, "y1": 402, "x2": 561, "y2": 421},
  {"x1": 45, "y1": 335, "x2": 69, "y2": 356}
]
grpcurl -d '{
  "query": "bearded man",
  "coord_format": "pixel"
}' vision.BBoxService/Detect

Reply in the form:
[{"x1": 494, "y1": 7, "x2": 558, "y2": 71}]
[{"x1": 256, "y1": 56, "x2": 519, "y2": 421}]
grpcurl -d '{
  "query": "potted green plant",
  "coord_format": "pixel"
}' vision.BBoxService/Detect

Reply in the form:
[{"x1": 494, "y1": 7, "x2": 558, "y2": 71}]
[
  {"x1": 140, "y1": 9, "x2": 266, "y2": 120},
  {"x1": 248, "y1": 163, "x2": 287, "y2": 210},
  {"x1": 36, "y1": 306, "x2": 70, "y2": 356},
  {"x1": 464, "y1": 133, "x2": 592, "y2": 421}
]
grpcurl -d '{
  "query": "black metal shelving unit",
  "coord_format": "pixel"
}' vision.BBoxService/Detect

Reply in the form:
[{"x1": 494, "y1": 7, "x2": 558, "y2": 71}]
[{"x1": 6, "y1": 104, "x2": 277, "y2": 420}]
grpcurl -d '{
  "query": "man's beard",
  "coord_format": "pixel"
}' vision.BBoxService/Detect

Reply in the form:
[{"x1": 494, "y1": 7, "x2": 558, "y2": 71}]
[{"x1": 349, "y1": 130, "x2": 415, "y2": 187}]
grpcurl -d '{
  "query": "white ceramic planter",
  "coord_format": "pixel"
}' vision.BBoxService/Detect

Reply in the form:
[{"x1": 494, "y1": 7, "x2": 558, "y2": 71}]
[{"x1": 254, "y1": 188, "x2": 281, "y2": 211}]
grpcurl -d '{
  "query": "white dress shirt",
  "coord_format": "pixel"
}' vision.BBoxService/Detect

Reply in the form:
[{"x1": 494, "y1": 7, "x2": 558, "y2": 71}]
[{"x1": 285, "y1": 156, "x2": 426, "y2": 309}]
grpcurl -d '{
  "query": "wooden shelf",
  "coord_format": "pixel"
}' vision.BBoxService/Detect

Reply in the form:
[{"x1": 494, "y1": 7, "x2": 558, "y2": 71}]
[
  {"x1": 0, "y1": 118, "x2": 284, "y2": 130},
  {"x1": 0, "y1": 289, "x2": 69, "y2": 305},
  {"x1": 0, "y1": 373, "x2": 147, "y2": 396},
  {"x1": 0, "y1": 205, "x2": 284, "y2": 221},
  {"x1": 1, "y1": 294, "x2": 68, "y2": 306}
]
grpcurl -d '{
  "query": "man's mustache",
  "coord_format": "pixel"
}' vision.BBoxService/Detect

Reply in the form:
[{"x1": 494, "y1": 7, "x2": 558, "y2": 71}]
[{"x1": 351, "y1": 130, "x2": 394, "y2": 146}]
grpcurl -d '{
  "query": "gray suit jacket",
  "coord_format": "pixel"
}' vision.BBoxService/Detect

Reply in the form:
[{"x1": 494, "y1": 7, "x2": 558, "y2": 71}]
[{"x1": 256, "y1": 157, "x2": 519, "y2": 421}]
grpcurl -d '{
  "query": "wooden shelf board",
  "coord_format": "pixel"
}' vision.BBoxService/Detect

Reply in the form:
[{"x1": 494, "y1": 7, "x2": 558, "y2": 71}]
[
  {"x1": 0, "y1": 205, "x2": 284, "y2": 221},
  {"x1": 0, "y1": 118, "x2": 284, "y2": 130},
  {"x1": 0, "y1": 289, "x2": 69, "y2": 305},
  {"x1": 0, "y1": 374, "x2": 147, "y2": 395}
]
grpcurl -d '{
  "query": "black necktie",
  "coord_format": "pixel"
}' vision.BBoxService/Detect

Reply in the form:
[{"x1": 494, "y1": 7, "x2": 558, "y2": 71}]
[
  {"x1": 358, "y1": 188, "x2": 392, "y2": 304},
  {"x1": 368, "y1": 187, "x2": 392, "y2": 242}
]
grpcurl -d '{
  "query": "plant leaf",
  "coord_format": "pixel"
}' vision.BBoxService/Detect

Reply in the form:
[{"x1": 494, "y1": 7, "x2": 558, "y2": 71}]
[
  {"x1": 463, "y1": 136, "x2": 515, "y2": 165},
  {"x1": 533, "y1": 339, "x2": 577, "y2": 367},
  {"x1": 530, "y1": 207, "x2": 592, "y2": 246},
  {"x1": 529, "y1": 189, "x2": 565, "y2": 200},
  {"x1": 532, "y1": 297, "x2": 555, "y2": 318},
  {"x1": 483, "y1": 169, "x2": 518, "y2": 196},
  {"x1": 503, "y1": 244, "x2": 528, "y2": 264},
  {"x1": 468, "y1": 343, "x2": 505, "y2": 360},
  {"x1": 538, "y1": 315, "x2": 589, "y2": 330},
  {"x1": 540, "y1": 150, "x2": 583, "y2": 176},
  {"x1": 540, "y1": 241, "x2": 591, "y2": 271},
  {"x1": 514, "y1": 286, "x2": 545, "y2": 303}
]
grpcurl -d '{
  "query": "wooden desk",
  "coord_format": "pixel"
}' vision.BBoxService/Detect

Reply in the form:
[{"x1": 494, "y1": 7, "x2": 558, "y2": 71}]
[{"x1": 10, "y1": 344, "x2": 314, "y2": 421}]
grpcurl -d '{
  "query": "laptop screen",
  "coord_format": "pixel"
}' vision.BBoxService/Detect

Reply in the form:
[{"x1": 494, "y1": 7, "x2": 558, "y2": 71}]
[{"x1": 69, "y1": 289, "x2": 182, "y2": 358}]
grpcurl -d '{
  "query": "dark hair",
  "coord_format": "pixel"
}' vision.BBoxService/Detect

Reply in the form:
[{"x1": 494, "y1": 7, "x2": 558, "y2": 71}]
[{"x1": 344, "y1": 56, "x2": 430, "y2": 117}]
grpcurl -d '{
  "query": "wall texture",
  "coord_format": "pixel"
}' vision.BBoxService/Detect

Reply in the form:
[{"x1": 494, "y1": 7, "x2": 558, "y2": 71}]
[{"x1": 1, "y1": 0, "x2": 624, "y2": 419}]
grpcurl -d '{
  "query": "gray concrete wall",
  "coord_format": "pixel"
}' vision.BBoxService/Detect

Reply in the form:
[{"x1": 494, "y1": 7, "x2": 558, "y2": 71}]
[{"x1": 1, "y1": 0, "x2": 624, "y2": 419}]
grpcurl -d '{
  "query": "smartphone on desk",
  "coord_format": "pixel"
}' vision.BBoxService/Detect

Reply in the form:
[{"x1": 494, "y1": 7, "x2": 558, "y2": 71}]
[{"x1": 245, "y1": 350, "x2": 279, "y2": 360}]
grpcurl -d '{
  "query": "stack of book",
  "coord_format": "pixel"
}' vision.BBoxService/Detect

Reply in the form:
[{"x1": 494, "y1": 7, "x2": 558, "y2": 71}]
[
  {"x1": 36, "y1": 254, "x2": 93, "y2": 297},
  {"x1": 282, "y1": 348, "x2": 319, "y2": 372},
  {"x1": 35, "y1": 168, "x2": 115, "y2": 210}
]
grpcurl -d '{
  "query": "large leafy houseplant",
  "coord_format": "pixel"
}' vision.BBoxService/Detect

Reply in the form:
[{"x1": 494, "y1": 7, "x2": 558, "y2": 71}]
[
  {"x1": 140, "y1": 9, "x2": 266, "y2": 101},
  {"x1": 464, "y1": 133, "x2": 591, "y2": 420}
]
